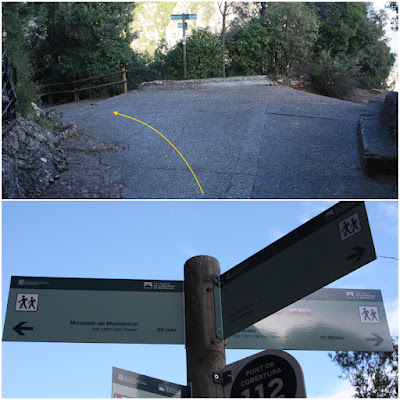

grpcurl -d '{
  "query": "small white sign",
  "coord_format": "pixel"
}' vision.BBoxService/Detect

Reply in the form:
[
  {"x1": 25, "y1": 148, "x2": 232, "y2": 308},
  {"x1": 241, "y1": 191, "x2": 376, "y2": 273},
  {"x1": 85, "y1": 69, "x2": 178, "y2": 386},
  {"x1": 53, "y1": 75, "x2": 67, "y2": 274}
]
[
  {"x1": 15, "y1": 293, "x2": 39, "y2": 312},
  {"x1": 339, "y1": 212, "x2": 362, "y2": 241},
  {"x1": 359, "y1": 306, "x2": 380, "y2": 323}
]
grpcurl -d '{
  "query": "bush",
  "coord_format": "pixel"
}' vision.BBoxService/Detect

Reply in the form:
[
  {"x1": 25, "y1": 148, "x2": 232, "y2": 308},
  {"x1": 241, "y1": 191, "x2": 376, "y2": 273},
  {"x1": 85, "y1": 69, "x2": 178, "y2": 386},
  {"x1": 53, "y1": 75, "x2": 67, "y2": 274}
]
[
  {"x1": 227, "y1": 23, "x2": 270, "y2": 76},
  {"x1": 164, "y1": 28, "x2": 222, "y2": 79},
  {"x1": 310, "y1": 51, "x2": 359, "y2": 99}
]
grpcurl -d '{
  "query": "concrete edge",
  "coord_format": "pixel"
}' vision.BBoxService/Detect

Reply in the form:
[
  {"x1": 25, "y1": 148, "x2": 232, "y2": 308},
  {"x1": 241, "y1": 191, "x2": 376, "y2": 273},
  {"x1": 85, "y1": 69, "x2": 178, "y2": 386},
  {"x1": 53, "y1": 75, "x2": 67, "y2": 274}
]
[
  {"x1": 139, "y1": 76, "x2": 277, "y2": 91},
  {"x1": 357, "y1": 97, "x2": 398, "y2": 176}
]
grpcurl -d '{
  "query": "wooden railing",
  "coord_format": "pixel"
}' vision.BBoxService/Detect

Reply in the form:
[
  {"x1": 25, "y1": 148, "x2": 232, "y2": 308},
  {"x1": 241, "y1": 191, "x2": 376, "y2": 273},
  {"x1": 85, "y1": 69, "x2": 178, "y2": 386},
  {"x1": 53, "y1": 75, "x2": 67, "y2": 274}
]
[{"x1": 42, "y1": 68, "x2": 128, "y2": 104}]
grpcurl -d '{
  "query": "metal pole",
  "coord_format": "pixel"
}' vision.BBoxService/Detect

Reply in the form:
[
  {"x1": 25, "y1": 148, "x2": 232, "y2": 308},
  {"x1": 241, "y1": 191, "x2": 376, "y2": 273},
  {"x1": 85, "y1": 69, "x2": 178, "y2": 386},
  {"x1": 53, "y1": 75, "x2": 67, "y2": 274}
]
[
  {"x1": 182, "y1": 13, "x2": 187, "y2": 79},
  {"x1": 184, "y1": 256, "x2": 226, "y2": 398}
]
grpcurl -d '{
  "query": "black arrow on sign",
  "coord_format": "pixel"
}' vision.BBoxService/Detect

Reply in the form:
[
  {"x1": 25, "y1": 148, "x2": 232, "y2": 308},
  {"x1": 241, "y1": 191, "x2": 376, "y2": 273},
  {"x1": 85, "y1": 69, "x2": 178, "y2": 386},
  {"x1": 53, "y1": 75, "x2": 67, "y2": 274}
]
[
  {"x1": 13, "y1": 322, "x2": 34, "y2": 336},
  {"x1": 346, "y1": 246, "x2": 365, "y2": 263},
  {"x1": 366, "y1": 333, "x2": 384, "y2": 347}
]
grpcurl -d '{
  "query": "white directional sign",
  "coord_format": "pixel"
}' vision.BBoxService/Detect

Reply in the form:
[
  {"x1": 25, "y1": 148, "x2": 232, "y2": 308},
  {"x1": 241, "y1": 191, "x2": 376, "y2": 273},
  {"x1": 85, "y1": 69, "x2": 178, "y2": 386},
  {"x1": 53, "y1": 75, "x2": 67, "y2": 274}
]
[
  {"x1": 3, "y1": 277, "x2": 184, "y2": 344},
  {"x1": 216, "y1": 202, "x2": 376, "y2": 339},
  {"x1": 222, "y1": 350, "x2": 306, "y2": 398},
  {"x1": 112, "y1": 367, "x2": 188, "y2": 398},
  {"x1": 226, "y1": 288, "x2": 393, "y2": 352}
]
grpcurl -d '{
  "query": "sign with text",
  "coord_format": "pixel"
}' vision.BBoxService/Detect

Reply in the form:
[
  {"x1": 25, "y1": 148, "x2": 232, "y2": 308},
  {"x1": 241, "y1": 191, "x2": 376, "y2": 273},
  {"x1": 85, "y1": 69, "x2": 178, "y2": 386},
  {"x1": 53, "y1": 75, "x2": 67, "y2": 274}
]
[
  {"x1": 226, "y1": 288, "x2": 393, "y2": 352},
  {"x1": 112, "y1": 367, "x2": 188, "y2": 398},
  {"x1": 218, "y1": 202, "x2": 376, "y2": 339},
  {"x1": 171, "y1": 14, "x2": 197, "y2": 20},
  {"x1": 3, "y1": 277, "x2": 184, "y2": 344},
  {"x1": 222, "y1": 350, "x2": 306, "y2": 398}
]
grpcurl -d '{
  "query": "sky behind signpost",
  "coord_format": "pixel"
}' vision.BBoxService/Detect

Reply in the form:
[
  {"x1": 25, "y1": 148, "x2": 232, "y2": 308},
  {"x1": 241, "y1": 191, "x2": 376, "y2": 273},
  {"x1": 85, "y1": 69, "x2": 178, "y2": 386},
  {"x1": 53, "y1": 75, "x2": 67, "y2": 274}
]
[{"x1": 2, "y1": 200, "x2": 398, "y2": 398}]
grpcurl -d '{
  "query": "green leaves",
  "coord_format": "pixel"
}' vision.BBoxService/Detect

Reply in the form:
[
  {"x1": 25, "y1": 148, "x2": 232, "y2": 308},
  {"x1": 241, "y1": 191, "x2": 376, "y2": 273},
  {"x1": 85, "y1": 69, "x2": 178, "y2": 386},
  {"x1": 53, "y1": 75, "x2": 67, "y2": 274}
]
[{"x1": 329, "y1": 338, "x2": 398, "y2": 398}]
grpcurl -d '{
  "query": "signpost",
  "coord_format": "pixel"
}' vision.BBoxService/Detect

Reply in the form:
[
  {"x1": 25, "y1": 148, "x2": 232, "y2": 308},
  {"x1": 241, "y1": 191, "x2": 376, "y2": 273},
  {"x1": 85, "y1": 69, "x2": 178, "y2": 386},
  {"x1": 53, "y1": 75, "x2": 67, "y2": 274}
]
[
  {"x1": 3, "y1": 202, "x2": 393, "y2": 398},
  {"x1": 226, "y1": 288, "x2": 393, "y2": 352},
  {"x1": 170, "y1": 13, "x2": 197, "y2": 79},
  {"x1": 221, "y1": 350, "x2": 306, "y2": 398},
  {"x1": 112, "y1": 367, "x2": 188, "y2": 398},
  {"x1": 3, "y1": 277, "x2": 184, "y2": 344},
  {"x1": 215, "y1": 201, "x2": 376, "y2": 339},
  {"x1": 171, "y1": 14, "x2": 197, "y2": 20}
]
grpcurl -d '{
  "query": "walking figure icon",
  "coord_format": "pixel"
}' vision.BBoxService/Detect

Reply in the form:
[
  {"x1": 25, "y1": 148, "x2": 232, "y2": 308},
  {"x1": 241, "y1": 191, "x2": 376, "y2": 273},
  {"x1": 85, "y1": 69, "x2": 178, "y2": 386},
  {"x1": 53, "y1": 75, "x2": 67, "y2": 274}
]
[
  {"x1": 339, "y1": 213, "x2": 362, "y2": 241},
  {"x1": 359, "y1": 306, "x2": 380, "y2": 323},
  {"x1": 15, "y1": 293, "x2": 39, "y2": 312}
]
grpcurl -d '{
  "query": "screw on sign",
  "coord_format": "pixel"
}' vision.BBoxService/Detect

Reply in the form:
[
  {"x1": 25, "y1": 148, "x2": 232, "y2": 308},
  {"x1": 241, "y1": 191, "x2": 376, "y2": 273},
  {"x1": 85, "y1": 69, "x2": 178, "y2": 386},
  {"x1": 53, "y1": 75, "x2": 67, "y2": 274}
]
[{"x1": 223, "y1": 350, "x2": 306, "y2": 398}]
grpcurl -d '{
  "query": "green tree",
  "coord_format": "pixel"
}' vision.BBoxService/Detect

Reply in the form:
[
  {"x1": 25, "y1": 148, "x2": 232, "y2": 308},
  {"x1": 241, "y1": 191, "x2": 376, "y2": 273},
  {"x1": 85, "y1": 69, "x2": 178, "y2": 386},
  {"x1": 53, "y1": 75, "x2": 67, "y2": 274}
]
[
  {"x1": 2, "y1": 2, "x2": 39, "y2": 116},
  {"x1": 28, "y1": 2, "x2": 138, "y2": 99},
  {"x1": 164, "y1": 28, "x2": 222, "y2": 79},
  {"x1": 227, "y1": 3, "x2": 318, "y2": 77},
  {"x1": 313, "y1": 2, "x2": 365, "y2": 55},
  {"x1": 259, "y1": 2, "x2": 319, "y2": 75},
  {"x1": 329, "y1": 338, "x2": 398, "y2": 398},
  {"x1": 311, "y1": 2, "x2": 395, "y2": 89},
  {"x1": 227, "y1": 22, "x2": 270, "y2": 76}
]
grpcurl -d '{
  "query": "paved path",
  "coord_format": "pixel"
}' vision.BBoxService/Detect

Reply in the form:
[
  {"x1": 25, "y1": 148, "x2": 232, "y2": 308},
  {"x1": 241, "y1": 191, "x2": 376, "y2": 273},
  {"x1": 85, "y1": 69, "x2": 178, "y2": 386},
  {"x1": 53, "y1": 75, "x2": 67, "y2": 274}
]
[{"x1": 53, "y1": 85, "x2": 397, "y2": 199}]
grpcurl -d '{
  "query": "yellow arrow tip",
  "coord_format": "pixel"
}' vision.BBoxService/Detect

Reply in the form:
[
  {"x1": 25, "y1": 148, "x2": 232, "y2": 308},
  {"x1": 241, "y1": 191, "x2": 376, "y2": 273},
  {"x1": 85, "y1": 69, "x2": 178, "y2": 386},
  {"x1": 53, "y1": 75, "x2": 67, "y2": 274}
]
[{"x1": 113, "y1": 111, "x2": 118, "y2": 115}]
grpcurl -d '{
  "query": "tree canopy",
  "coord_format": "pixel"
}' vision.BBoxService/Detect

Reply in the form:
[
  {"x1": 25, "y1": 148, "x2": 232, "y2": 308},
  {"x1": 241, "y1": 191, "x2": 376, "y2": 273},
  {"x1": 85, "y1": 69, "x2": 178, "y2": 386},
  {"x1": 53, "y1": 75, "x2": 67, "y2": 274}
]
[
  {"x1": 2, "y1": 1, "x2": 397, "y2": 108},
  {"x1": 329, "y1": 338, "x2": 398, "y2": 398}
]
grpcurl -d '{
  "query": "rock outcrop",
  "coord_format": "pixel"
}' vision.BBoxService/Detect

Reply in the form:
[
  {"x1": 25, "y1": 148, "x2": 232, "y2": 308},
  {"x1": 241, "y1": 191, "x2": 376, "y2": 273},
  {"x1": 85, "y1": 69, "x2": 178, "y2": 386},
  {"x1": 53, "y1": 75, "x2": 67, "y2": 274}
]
[{"x1": 2, "y1": 112, "x2": 78, "y2": 198}]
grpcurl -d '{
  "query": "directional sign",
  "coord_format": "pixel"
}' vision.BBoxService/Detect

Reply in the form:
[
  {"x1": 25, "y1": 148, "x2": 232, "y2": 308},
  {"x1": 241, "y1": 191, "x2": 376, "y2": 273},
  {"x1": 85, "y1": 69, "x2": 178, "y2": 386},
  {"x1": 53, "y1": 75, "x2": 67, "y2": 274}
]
[
  {"x1": 177, "y1": 23, "x2": 188, "y2": 29},
  {"x1": 222, "y1": 350, "x2": 306, "y2": 398},
  {"x1": 171, "y1": 14, "x2": 197, "y2": 20},
  {"x1": 112, "y1": 367, "x2": 188, "y2": 398},
  {"x1": 226, "y1": 288, "x2": 393, "y2": 351},
  {"x1": 3, "y1": 277, "x2": 184, "y2": 344},
  {"x1": 216, "y1": 202, "x2": 376, "y2": 339}
]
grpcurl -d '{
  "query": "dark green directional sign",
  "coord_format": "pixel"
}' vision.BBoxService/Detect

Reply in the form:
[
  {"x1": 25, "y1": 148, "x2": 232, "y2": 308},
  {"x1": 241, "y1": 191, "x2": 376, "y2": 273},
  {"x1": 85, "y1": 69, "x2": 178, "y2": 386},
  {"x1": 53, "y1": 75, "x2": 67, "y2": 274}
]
[
  {"x1": 3, "y1": 277, "x2": 184, "y2": 344},
  {"x1": 226, "y1": 288, "x2": 393, "y2": 351},
  {"x1": 171, "y1": 14, "x2": 197, "y2": 20},
  {"x1": 216, "y1": 202, "x2": 376, "y2": 339},
  {"x1": 112, "y1": 367, "x2": 188, "y2": 398}
]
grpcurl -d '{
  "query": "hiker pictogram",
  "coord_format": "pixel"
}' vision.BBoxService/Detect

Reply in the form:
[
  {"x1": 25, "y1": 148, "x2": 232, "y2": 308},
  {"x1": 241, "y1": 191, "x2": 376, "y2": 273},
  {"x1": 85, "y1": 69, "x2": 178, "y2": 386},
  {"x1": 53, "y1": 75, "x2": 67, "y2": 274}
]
[
  {"x1": 15, "y1": 293, "x2": 39, "y2": 312},
  {"x1": 339, "y1": 213, "x2": 362, "y2": 241},
  {"x1": 18, "y1": 295, "x2": 28, "y2": 309},
  {"x1": 359, "y1": 306, "x2": 380, "y2": 323}
]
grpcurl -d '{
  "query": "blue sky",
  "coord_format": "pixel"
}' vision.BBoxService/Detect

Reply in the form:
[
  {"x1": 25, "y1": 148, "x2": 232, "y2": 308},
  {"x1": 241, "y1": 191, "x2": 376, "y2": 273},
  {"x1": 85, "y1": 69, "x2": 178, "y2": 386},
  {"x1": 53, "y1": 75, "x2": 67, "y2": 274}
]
[{"x1": 2, "y1": 200, "x2": 398, "y2": 398}]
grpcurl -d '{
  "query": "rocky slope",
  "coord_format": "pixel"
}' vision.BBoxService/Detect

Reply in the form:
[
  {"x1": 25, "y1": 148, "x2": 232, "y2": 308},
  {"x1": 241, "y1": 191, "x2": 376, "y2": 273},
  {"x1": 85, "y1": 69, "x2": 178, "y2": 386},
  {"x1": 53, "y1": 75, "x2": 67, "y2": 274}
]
[{"x1": 2, "y1": 112, "x2": 78, "y2": 198}]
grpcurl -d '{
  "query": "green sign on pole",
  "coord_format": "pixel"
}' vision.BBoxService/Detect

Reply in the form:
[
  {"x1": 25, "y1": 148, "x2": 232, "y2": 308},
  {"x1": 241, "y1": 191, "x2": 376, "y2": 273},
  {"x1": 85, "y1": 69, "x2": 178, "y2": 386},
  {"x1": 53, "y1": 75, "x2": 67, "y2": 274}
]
[
  {"x1": 226, "y1": 288, "x2": 393, "y2": 352},
  {"x1": 112, "y1": 367, "x2": 189, "y2": 398},
  {"x1": 3, "y1": 277, "x2": 184, "y2": 344},
  {"x1": 215, "y1": 201, "x2": 376, "y2": 339},
  {"x1": 171, "y1": 14, "x2": 197, "y2": 20}
]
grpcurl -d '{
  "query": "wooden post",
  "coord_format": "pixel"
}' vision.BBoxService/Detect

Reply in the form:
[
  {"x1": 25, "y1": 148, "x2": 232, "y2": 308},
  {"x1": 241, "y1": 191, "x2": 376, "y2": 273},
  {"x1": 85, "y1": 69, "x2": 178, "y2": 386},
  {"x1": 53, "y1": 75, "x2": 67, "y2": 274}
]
[
  {"x1": 73, "y1": 82, "x2": 79, "y2": 102},
  {"x1": 184, "y1": 256, "x2": 226, "y2": 398},
  {"x1": 47, "y1": 86, "x2": 53, "y2": 105},
  {"x1": 122, "y1": 67, "x2": 127, "y2": 93}
]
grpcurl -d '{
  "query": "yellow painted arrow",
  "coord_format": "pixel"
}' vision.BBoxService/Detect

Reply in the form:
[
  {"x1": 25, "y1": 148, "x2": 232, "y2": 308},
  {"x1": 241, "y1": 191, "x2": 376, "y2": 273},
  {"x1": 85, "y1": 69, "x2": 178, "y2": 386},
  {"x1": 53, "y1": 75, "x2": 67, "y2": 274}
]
[{"x1": 113, "y1": 111, "x2": 204, "y2": 194}]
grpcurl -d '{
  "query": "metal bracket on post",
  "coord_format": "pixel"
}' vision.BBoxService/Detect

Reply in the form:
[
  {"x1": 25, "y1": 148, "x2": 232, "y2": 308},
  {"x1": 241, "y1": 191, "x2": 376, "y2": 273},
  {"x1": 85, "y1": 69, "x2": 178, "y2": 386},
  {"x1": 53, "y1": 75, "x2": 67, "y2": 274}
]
[
  {"x1": 213, "y1": 273, "x2": 224, "y2": 340},
  {"x1": 213, "y1": 370, "x2": 232, "y2": 385},
  {"x1": 186, "y1": 382, "x2": 193, "y2": 398}
]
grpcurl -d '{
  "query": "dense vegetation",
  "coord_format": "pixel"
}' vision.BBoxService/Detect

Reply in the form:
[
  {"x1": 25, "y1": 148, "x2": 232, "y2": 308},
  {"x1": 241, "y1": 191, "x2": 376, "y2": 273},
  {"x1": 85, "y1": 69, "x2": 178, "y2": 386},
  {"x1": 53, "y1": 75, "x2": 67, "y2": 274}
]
[{"x1": 2, "y1": 2, "x2": 396, "y2": 112}]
